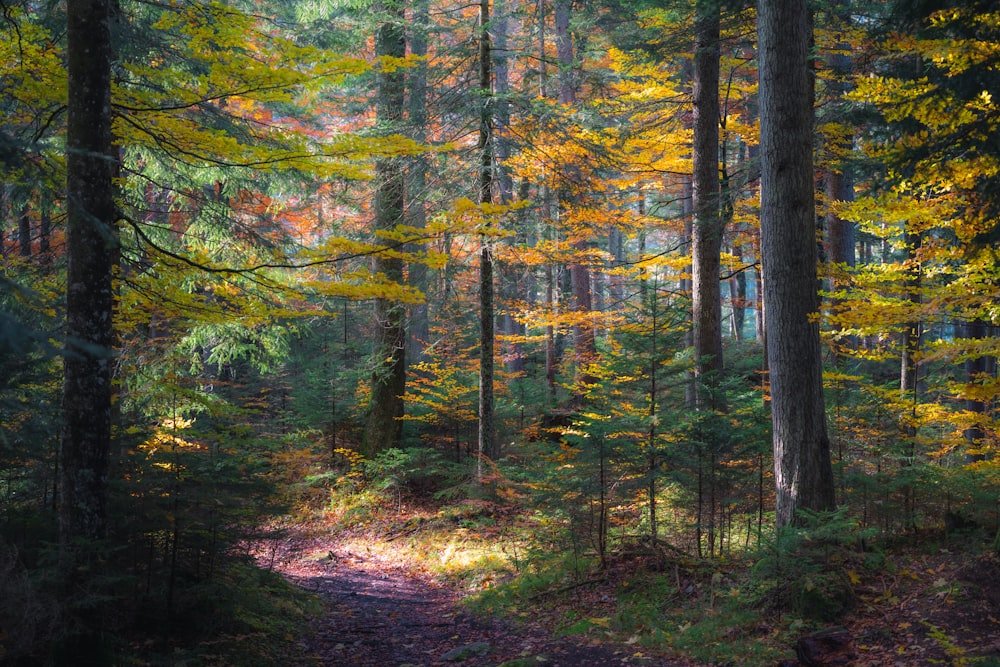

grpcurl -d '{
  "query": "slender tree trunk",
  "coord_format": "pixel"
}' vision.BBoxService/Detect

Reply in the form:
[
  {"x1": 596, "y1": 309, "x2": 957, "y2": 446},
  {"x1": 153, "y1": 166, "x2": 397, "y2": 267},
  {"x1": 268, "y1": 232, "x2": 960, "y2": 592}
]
[
  {"x1": 555, "y1": 0, "x2": 596, "y2": 396},
  {"x1": 729, "y1": 241, "x2": 747, "y2": 340},
  {"x1": 544, "y1": 195, "x2": 557, "y2": 401},
  {"x1": 406, "y1": 0, "x2": 430, "y2": 366},
  {"x1": 822, "y1": 0, "x2": 856, "y2": 272},
  {"x1": 18, "y1": 203, "x2": 31, "y2": 257},
  {"x1": 39, "y1": 196, "x2": 51, "y2": 259},
  {"x1": 537, "y1": 0, "x2": 547, "y2": 98},
  {"x1": 692, "y1": 0, "x2": 724, "y2": 408},
  {"x1": 758, "y1": 0, "x2": 835, "y2": 527},
  {"x1": 494, "y1": 0, "x2": 525, "y2": 376},
  {"x1": 963, "y1": 319, "x2": 994, "y2": 463},
  {"x1": 478, "y1": 0, "x2": 497, "y2": 468},
  {"x1": 363, "y1": 1, "x2": 408, "y2": 456},
  {"x1": 900, "y1": 232, "x2": 921, "y2": 402}
]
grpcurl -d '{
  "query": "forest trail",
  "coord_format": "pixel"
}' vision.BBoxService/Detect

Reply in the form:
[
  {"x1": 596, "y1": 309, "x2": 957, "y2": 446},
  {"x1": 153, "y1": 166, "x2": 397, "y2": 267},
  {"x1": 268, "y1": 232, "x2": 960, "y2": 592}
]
[{"x1": 260, "y1": 527, "x2": 686, "y2": 667}]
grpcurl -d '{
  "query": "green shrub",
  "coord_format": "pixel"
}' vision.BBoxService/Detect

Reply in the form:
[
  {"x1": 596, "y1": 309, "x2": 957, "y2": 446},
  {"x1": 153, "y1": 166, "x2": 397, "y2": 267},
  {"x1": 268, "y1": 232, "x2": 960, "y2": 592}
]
[{"x1": 751, "y1": 508, "x2": 872, "y2": 621}]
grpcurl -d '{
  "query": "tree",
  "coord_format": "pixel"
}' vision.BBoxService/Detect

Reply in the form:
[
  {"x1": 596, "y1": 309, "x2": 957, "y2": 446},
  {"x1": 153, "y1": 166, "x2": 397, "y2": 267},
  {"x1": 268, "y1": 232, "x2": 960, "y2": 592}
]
[
  {"x1": 691, "y1": 0, "x2": 724, "y2": 408},
  {"x1": 555, "y1": 0, "x2": 598, "y2": 398},
  {"x1": 363, "y1": 0, "x2": 408, "y2": 456},
  {"x1": 62, "y1": 0, "x2": 116, "y2": 549},
  {"x1": 478, "y1": 0, "x2": 497, "y2": 467},
  {"x1": 60, "y1": 0, "x2": 117, "y2": 660},
  {"x1": 757, "y1": 0, "x2": 835, "y2": 527}
]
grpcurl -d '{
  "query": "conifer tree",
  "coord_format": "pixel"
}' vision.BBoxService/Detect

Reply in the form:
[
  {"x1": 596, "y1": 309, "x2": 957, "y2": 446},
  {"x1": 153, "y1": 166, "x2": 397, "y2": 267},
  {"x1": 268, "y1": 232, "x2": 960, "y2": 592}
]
[{"x1": 364, "y1": 0, "x2": 408, "y2": 456}]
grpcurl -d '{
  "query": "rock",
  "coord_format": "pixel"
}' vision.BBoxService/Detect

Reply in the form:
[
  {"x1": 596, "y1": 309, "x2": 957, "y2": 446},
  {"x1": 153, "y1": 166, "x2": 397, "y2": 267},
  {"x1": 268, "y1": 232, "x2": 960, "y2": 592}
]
[
  {"x1": 441, "y1": 641, "x2": 492, "y2": 661},
  {"x1": 795, "y1": 627, "x2": 856, "y2": 666}
]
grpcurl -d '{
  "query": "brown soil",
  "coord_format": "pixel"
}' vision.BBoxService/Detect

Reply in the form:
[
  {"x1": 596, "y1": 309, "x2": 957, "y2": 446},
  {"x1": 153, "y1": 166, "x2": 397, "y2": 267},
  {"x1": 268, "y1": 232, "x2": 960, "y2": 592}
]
[{"x1": 261, "y1": 527, "x2": 687, "y2": 667}]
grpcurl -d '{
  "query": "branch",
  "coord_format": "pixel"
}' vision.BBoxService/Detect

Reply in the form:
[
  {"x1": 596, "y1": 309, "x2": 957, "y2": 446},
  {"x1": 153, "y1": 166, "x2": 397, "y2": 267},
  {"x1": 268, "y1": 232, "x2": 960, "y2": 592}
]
[{"x1": 719, "y1": 261, "x2": 760, "y2": 282}]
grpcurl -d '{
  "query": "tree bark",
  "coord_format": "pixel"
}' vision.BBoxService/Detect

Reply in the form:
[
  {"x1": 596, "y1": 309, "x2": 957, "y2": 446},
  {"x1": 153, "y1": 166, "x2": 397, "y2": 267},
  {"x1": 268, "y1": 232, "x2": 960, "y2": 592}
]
[
  {"x1": 62, "y1": 0, "x2": 116, "y2": 548},
  {"x1": 363, "y1": 1, "x2": 407, "y2": 456},
  {"x1": 758, "y1": 0, "x2": 835, "y2": 527},
  {"x1": 478, "y1": 0, "x2": 498, "y2": 466},
  {"x1": 60, "y1": 0, "x2": 116, "y2": 660},
  {"x1": 692, "y1": 0, "x2": 724, "y2": 408}
]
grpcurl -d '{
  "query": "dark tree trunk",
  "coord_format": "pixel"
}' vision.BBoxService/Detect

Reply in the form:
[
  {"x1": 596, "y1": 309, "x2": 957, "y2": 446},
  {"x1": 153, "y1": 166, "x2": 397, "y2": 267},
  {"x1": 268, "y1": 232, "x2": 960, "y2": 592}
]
[
  {"x1": 39, "y1": 197, "x2": 51, "y2": 258},
  {"x1": 363, "y1": 1, "x2": 407, "y2": 456},
  {"x1": 692, "y1": 0, "x2": 724, "y2": 408},
  {"x1": 478, "y1": 0, "x2": 497, "y2": 465},
  {"x1": 758, "y1": 0, "x2": 835, "y2": 527},
  {"x1": 963, "y1": 319, "x2": 994, "y2": 463},
  {"x1": 60, "y1": 0, "x2": 117, "y2": 661},
  {"x1": 18, "y1": 203, "x2": 31, "y2": 257},
  {"x1": 62, "y1": 0, "x2": 116, "y2": 548},
  {"x1": 822, "y1": 0, "x2": 856, "y2": 269}
]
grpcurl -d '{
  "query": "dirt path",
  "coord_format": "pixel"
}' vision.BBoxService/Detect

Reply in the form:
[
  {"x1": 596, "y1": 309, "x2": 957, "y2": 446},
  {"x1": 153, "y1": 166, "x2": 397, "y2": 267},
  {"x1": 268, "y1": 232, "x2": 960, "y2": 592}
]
[{"x1": 264, "y1": 534, "x2": 680, "y2": 667}]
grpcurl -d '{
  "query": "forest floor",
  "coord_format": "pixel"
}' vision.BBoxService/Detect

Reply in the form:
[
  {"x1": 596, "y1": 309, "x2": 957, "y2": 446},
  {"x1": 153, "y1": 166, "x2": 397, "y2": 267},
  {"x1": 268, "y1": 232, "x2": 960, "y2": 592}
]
[
  {"x1": 257, "y1": 520, "x2": 693, "y2": 666},
  {"x1": 254, "y1": 501, "x2": 1000, "y2": 667}
]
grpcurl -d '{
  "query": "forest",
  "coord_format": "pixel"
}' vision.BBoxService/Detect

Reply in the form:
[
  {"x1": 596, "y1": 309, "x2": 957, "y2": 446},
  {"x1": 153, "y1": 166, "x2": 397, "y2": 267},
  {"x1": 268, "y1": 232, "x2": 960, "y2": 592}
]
[{"x1": 2, "y1": 0, "x2": 999, "y2": 664}]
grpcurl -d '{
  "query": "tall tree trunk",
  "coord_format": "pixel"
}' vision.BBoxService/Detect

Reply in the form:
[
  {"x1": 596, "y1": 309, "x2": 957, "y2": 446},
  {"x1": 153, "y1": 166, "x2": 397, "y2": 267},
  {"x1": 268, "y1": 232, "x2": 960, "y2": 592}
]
[
  {"x1": 692, "y1": 0, "x2": 724, "y2": 408},
  {"x1": 62, "y1": 0, "x2": 116, "y2": 549},
  {"x1": 478, "y1": 0, "x2": 497, "y2": 467},
  {"x1": 758, "y1": 0, "x2": 835, "y2": 527},
  {"x1": 555, "y1": 0, "x2": 596, "y2": 396},
  {"x1": 61, "y1": 0, "x2": 116, "y2": 660},
  {"x1": 681, "y1": 175, "x2": 697, "y2": 408},
  {"x1": 494, "y1": 0, "x2": 525, "y2": 376},
  {"x1": 822, "y1": 0, "x2": 856, "y2": 272},
  {"x1": 363, "y1": 1, "x2": 407, "y2": 456},
  {"x1": 406, "y1": 0, "x2": 430, "y2": 366}
]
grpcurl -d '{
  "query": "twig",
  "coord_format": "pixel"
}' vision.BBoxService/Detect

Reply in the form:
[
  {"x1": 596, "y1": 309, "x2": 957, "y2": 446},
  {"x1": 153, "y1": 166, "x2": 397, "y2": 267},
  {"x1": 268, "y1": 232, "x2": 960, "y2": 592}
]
[{"x1": 528, "y1": 577, "x2": 604, "y2": 601}]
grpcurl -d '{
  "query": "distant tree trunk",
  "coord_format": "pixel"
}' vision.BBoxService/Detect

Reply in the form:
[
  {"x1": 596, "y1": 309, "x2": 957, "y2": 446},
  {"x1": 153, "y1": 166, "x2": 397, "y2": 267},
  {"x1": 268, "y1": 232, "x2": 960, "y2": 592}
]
[
  {"x1": 758, "y1": 0, "x2": 835, "y2": 527},
  {"x1": 537, "y1": 0, "x2": 547, "y2": 98},
  {"x1": 899, "y1": 231, "x2": 921, "y2": 402},
  {"x1": 18, "y1": 203, "x2": 31, "y2": 257},
  {"x1": 729, "y1": 241, "x2": 747, "y2": 340},
  {"x1": 363, "y1": 1, "x2": 407, "y2": 457},
  {"x1": 556, "y1": 0, "x2": 596, "y2": 396},
  {"x1": 478, "y1": 0, "x2": 497, "y2": 467},
  {"x1": 822, "y1": 0, "x2": 856, "y2": 272},
  {"x1": 494, "y1": 0, "x2": 525, "y2": 376},
  {"x1": 61, "y1": 0, "x2": 117, "y2": 660},
  {"x1": 963, "y1": 319, "x2": 994, "y2": 463},
  {"x1": 0, "y1": 186, "x2": 6, "y2": 258},
  {"x1": 39, "y1": 197, "x2": 51, "y2": 258},
  {"x1": 493, "y1": 0, "x2": 513, "y2": 206},
  {"x1": 681, "y1": 175, "x2": 697, "y2": 408},
  {"x1": 406, "y1": 0, "x2": 430, "y2": 366},
  {"x1": 692, "y1": 0, "x2": 724, "y2": 409}
]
